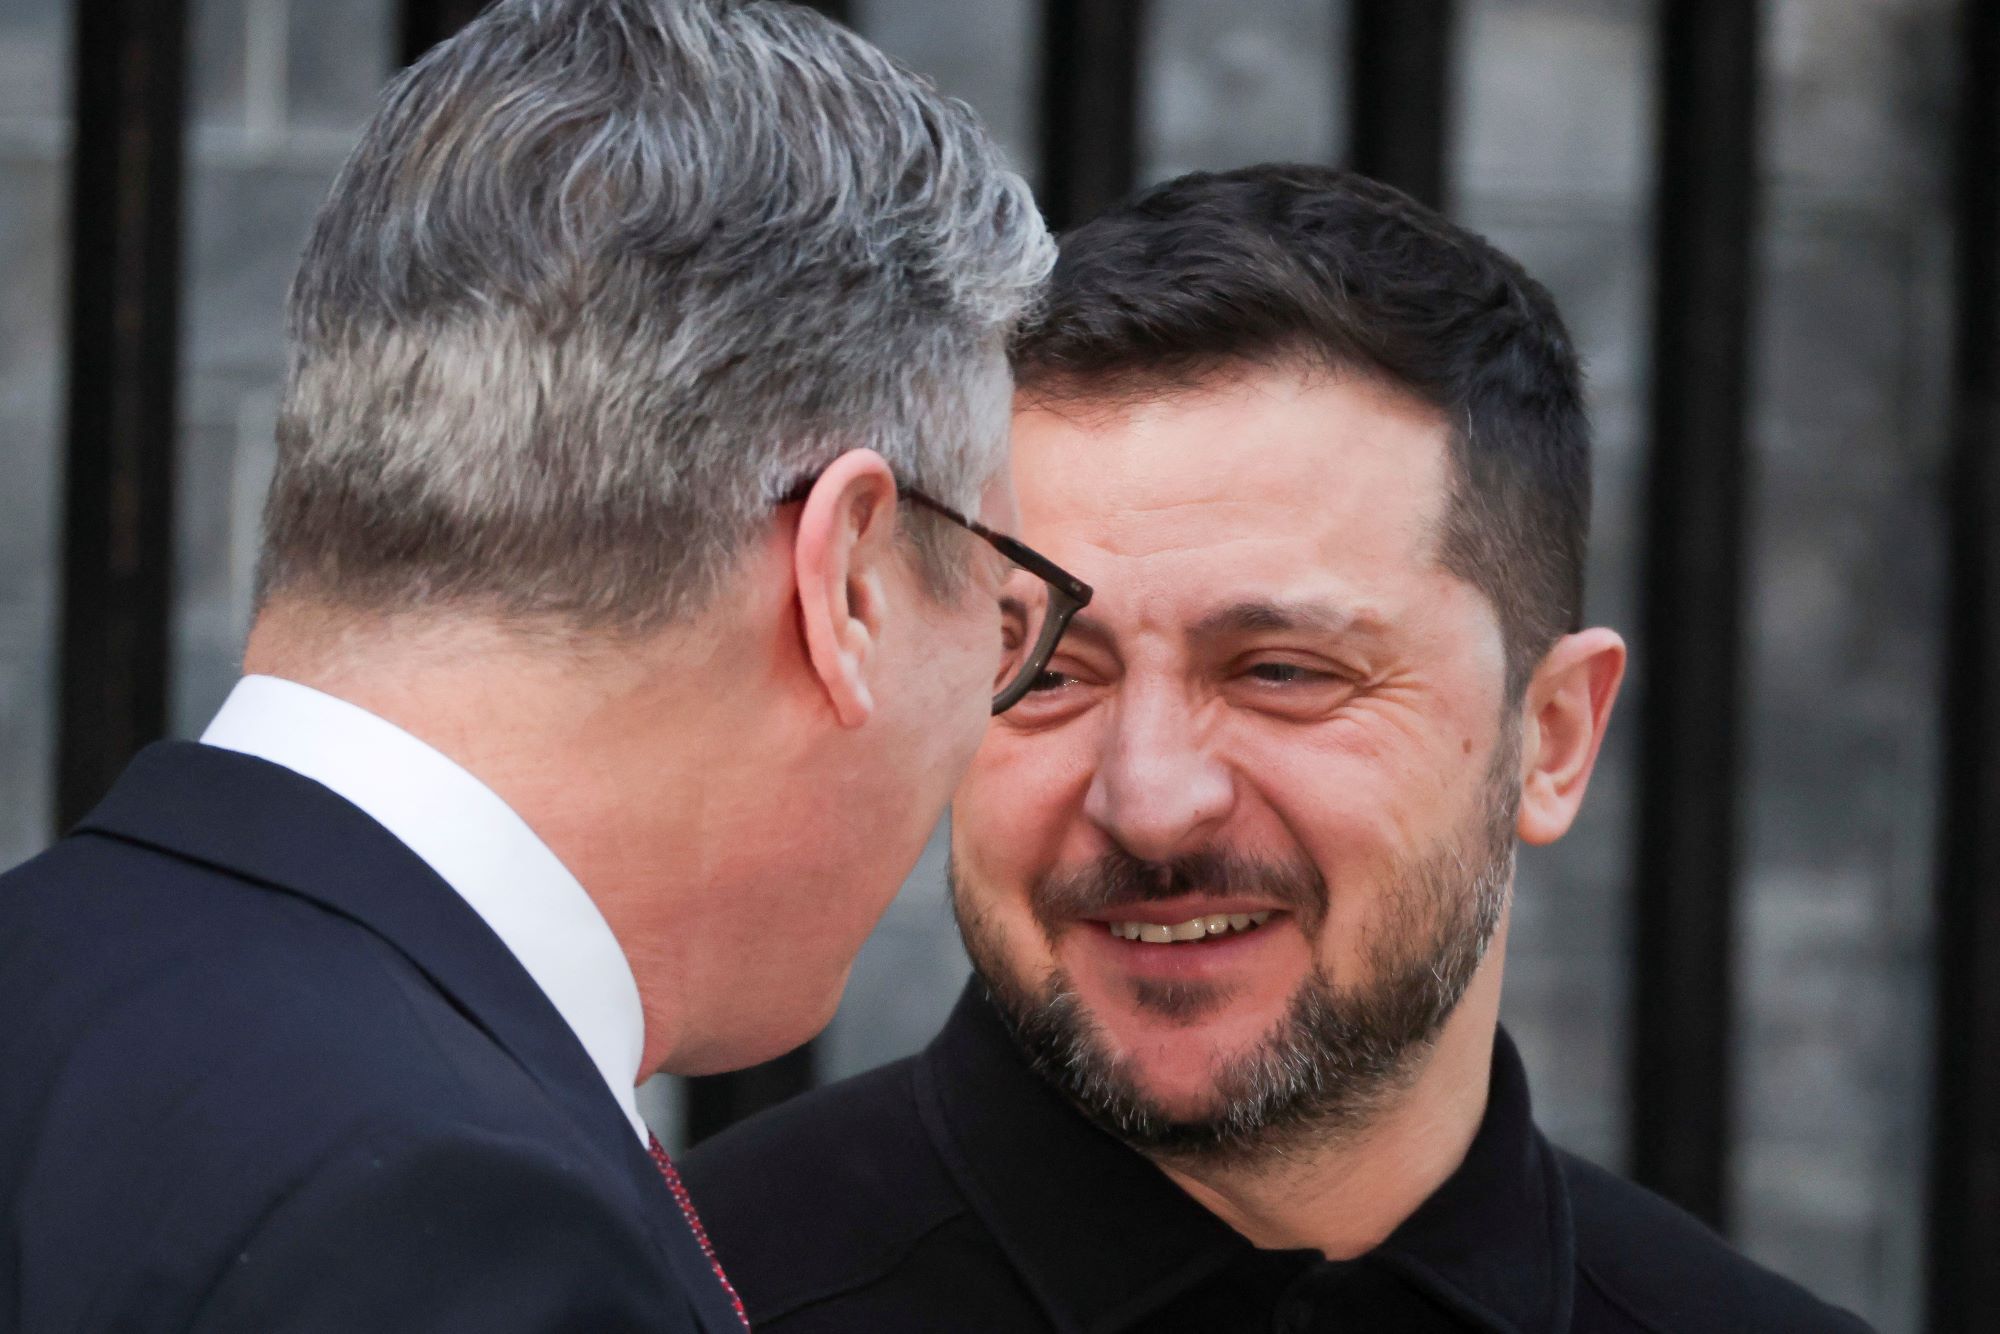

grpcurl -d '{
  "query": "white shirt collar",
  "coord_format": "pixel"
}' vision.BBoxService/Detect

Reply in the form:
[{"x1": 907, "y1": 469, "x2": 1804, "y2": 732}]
[{"x1": 200, "y1": 674, "x2": 650, "y2": 1142}]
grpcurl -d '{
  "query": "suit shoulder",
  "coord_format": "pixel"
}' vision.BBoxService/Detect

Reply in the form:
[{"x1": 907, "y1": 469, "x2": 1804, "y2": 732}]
[
  {"x1": 682, "y1": 1056, "x2": 968, "y2": 1324},
  {"x1": 1556, "y1": 1149, "x2": 1873, "y2": 1333},
  {"x1": 1, "y1": 831, "x2": 556, "y2": 1179},
  {"x1": 5, "y1": 832, "x2": 444, "y2": 1063},
  {"x1": 2, "y1": 836, "x2": 669, "y2": 1330}
]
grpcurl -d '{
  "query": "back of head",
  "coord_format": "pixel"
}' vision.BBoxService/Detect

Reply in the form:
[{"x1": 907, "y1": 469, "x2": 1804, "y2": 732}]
[
  {"x1": 264, "y1": 0, "x2": 1053, "y2": 631},
  {"x1": 1013, "y1": 164, "x2": 1589, "y2": 699}
]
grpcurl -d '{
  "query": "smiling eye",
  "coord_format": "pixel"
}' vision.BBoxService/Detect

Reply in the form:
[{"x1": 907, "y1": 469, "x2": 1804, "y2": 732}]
[
  {"x1": 1026, "y1": 667, "x2": 1075, "y2": 693},
  {"x1": 1227, "y1": 658, "x2": 1353, "y2": 720},
  {"x1": 1247, "y1": 662, "x2": 1318, "y2": 685}
]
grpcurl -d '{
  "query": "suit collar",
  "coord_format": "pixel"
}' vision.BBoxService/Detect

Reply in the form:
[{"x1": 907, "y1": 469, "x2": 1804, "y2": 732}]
[
  {"x1": 919, "y1": 983, "x2": 1574, "y2": 1334},
  {"x1": 198, "y1": 674, "x2": 648, "y2": 1141},
  {"x1": 77, "y1": 741, "x2": 746, "y2": 1333},
  {"x1": 79, "y1": 741, "x2": 634, "y2": 1157}
]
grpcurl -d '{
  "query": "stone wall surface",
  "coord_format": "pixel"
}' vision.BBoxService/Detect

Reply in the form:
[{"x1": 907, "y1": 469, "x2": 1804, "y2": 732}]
[
  {"x1": 172, "y1": 0, "x2": 395, "y2": 737},
  {"x1": 1736, "y1": 0, "x2": 1952, "y2": 1318},
  {"x1": 0, "y1": 2, "x2": 1951, "y2": 1330},
  {"x1": 0, "y1": 0, "x2": 66, "y2": 878}
]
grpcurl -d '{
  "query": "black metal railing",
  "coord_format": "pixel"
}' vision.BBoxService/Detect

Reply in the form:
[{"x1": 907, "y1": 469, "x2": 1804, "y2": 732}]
[
  {"x1": 1037, "y1": 0, "x2": 1144, "y2": 231},
  {"x1": 1628, "y1": 0, "x2": 1761, "y2": 1233},
  {"x1": 1346, "y1": 0, "x2": 1454, "y2": 212},
  {"x1": 55, "y1": 0, "x2": 189, "y2": 835},
  {"x1": 399, "y1": 0, "x2": 489, "y2": 67},
  {"x1": 1926, "y1": 0, "x2": 1999, "y2": 1326}
]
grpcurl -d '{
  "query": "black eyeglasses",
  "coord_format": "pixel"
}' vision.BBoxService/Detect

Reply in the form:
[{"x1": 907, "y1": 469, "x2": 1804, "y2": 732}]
[{"x1": 776, "y1": 476, "x2": 1092, "y2": 714}]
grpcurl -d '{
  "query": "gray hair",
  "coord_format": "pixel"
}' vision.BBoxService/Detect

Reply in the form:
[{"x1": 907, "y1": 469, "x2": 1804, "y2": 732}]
[{"x1": 261, "y1": 0, "x2": 1053, "y2": 628}]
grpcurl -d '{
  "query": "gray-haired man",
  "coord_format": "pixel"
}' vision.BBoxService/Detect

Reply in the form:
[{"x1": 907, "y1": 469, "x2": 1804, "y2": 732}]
[{"x1": 0, "y1": 2, "x2": 1058, "y2": 1329}]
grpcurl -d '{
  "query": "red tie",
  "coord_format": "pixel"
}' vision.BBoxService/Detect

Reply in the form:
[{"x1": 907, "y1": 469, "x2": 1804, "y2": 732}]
[{"x1": 649, "y1": 1132, "x2": 752, "y2": 1330}]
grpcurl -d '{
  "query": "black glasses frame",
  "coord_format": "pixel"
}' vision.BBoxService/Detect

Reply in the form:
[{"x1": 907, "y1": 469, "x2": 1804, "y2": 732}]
[{"x1": 776, "y1": 476, "x2": 1093, "y2": 714}]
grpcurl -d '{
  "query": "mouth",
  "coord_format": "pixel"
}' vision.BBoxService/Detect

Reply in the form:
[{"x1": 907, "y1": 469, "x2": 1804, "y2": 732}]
[
  {"x1": 1071, "y1": 894, "x2": 1293, "y2": 953},
  {"x1": 1065, "y1": 897, "x2": 1298, "y2": 993},
  {"x1": 1101, "y1": 910, "x2": 1275, "y2": 944}
]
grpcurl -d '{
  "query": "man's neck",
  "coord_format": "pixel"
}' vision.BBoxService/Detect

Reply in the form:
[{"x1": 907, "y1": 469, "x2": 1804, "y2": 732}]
[
  {"x1": 241, "y1": 596, "x2": 792, "y2": 1081},
  {"x1": 1150, "y1": 951, "x2": 1506, "y2": 1260}
]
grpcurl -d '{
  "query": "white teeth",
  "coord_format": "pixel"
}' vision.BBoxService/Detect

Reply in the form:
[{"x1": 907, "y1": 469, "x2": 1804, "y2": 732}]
[{"x1": 1106, "y1": 911, "x2": 1277, "y2": 944}]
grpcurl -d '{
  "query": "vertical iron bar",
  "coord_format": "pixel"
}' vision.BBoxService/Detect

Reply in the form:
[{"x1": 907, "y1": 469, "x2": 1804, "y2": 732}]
[
  {"x1": 792, "y1": 0, "x2": 853, "y2": 25},
  {"x1": 1628, "y1": 0, "x2": 1761, "y2": 1231},
  {"x1": 1345, "y1": 0, "x2": 1456, "y2": 212},
  {"x1": 1926, "y1": 0, "x2": 2000, "y2": 1325},
  {"x1": 1036, "y1": 0, "x2": 1144, "y2": 230},
  {"x1": 54, "y1": 0, "x2": 190, "y2": 833},
  {"x1": 399, "y1": 0, "x2": 490, "y2": 67}
]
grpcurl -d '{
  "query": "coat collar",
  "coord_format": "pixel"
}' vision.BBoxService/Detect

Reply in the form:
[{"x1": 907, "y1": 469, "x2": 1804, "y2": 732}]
[
  {"x1": 198, "y1": 674, "x2": 648, "y2": 1141},
  {"x1": 76, "y1": 741, "x2": 744, "y2": 1333},
  {"x1": 917, "y1": 982, "x2": 1574, "y2": 1334}
]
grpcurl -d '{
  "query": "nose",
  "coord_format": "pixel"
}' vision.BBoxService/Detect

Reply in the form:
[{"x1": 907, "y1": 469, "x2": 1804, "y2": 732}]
[{"x1": 1082, "y1": 686, "x2": 1235, "y2": 863}]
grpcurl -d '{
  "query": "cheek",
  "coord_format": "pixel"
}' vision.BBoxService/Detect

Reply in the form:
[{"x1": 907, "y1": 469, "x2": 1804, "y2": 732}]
[
  {"x1": 1241, "y1": 726, "x2": 1405, "y2": 848},
  {"x1": 1234, "y1": 731, "x2": 1449, "y2": 954},
  {"x1": 953, "y1": 728, "x2": 1096, "y2": 928},
  {"x1": 950, "y1": 751, "x2": 1034, "y2": 909}
]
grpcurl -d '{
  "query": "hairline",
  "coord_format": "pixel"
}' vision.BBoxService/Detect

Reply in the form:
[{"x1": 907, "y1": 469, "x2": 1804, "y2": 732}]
[{"x1": 1014, "y1": 352, "x2": 1538, "y2": 698}]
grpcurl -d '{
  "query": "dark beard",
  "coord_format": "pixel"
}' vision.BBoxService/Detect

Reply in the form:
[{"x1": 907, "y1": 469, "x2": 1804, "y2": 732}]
[{"x1": 950, "y1": 730, "x2": 1520, "y2": 1164}]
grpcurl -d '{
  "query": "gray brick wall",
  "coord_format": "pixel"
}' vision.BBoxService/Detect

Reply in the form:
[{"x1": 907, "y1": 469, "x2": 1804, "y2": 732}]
[
  {"x1": 173, "y1": 0, "x2": 395, "y2": 737},
  {"x1": 1735, "y1": 1, "x2": 1952, "y2": 1318},
  {"x1": 0, "y1": 0, "x2": 68, "y2": 870}
]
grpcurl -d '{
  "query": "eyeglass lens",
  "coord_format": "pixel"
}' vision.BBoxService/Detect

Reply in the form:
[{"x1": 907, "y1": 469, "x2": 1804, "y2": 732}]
[{"x1": 996, "y1": 566, "x2": 1065, "y2": 706}]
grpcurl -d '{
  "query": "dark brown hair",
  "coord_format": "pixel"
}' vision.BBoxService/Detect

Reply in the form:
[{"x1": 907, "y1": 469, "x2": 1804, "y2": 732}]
[{"x1": 1013, "y1": 164, "x2": 1590, "y2": 697}]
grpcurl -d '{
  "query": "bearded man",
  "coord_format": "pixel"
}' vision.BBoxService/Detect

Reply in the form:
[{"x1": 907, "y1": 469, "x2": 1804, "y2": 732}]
[{"x1": 681, "y1": 165, "x2": 1868, "y2": 1332}]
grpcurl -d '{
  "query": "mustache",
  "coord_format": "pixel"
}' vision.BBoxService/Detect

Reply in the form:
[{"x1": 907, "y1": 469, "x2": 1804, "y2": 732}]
[{"x1": 1032, "y1": 848, "x2": 1329, "y2": 935}]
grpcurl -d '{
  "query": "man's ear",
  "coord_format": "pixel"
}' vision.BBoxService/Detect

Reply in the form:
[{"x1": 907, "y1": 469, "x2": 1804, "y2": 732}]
[
  {"x1": 793, "y1": 449, "x2": 902, "y2": 729},
  {"x1": 1514, "y1": 627, "x2": 1627, "y2": 846}
]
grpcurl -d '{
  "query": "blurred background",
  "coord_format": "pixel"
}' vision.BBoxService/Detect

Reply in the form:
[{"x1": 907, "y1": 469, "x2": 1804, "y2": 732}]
[{"x1": 1, "y1": 2, "x2": 1992, "y2": 1332}]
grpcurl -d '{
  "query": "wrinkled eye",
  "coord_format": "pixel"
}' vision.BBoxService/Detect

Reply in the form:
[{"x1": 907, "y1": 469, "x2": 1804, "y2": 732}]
[{"x1": 1226, "y1": 656, "x2": 1354, "y2": 722}]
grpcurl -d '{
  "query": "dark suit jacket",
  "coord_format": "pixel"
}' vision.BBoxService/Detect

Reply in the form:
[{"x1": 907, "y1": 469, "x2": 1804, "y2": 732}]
[{"x1": 0, "y1": 741, "x2": 740, "y2": 1333}]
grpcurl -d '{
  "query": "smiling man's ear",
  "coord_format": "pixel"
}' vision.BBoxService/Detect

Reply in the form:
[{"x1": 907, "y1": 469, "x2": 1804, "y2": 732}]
[
  {"x1": 1514, "y1": 627, "x2": 1627, "y2": 845},
  {"x1": 793, "y1": 449, "x2": 902, "y2": 728}
]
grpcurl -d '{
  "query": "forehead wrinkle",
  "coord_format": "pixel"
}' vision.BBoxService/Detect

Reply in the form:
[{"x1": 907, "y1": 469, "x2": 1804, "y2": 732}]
[
  {"x1": 1048, "y1": 522, "x2": 1405, "y2": 651},
  {"x1": 1048, "y1": 495, "x2": 1283, "y2": 561}
]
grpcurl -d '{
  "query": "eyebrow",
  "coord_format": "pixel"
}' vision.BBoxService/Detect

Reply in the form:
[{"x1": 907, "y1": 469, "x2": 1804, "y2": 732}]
[
  {"x1": 1056, "y1": 610, "x2": 1119, "y2": 652},
  {"x1": 1190, "y1": 599, "x2": 1375, "y2": 642},
  {"x1": 1056, "y1": 599, "x2": 1381, "y2": 653}
]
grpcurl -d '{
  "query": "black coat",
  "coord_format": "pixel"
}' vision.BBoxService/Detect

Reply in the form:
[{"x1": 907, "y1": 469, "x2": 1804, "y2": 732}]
[
  {"x1": 684, "y1": 986, "x2": 1871, "y2": 1333},
  {"x1": 0, "y1": 741, "x2": 740, "y2": 1333}
]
